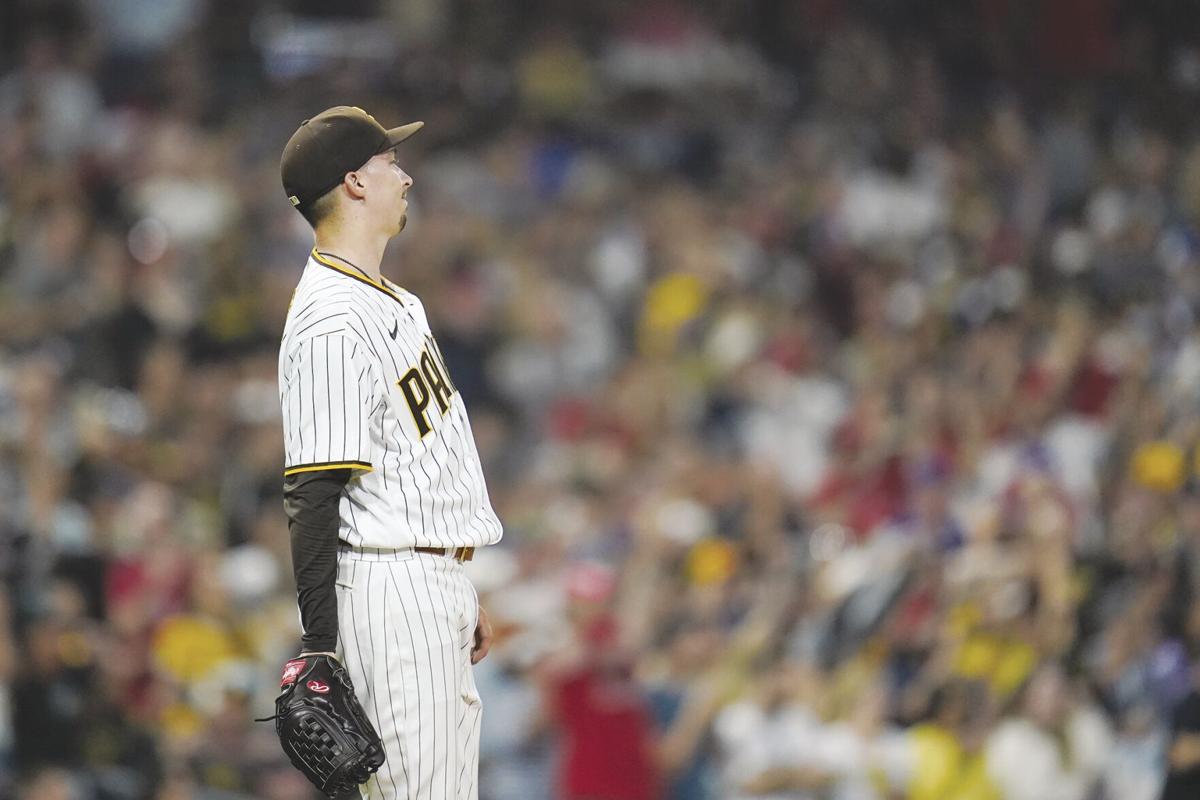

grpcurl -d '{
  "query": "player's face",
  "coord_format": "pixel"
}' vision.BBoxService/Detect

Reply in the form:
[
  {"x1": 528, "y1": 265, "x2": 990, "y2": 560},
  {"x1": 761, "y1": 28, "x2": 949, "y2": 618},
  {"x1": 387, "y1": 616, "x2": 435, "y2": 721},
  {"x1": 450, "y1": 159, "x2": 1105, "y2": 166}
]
[{"x1": 361, "y1": 149, "x2": 414, "y2": 235}]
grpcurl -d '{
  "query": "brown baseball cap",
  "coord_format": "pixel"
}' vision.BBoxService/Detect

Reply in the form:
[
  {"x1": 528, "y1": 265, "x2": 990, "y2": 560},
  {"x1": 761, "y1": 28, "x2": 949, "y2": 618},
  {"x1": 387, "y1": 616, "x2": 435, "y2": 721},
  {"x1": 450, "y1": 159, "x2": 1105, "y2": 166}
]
[{"x1": 280, "y1": 106, "x2": 423, "y2": 213}]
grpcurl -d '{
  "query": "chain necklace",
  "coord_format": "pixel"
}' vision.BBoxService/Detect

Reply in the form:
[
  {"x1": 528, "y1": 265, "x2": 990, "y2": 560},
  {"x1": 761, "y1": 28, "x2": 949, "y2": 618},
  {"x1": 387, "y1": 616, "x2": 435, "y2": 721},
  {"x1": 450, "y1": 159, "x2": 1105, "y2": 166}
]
[{"x1": 316, "y1": 251, "x2": 376, "y2": 282}]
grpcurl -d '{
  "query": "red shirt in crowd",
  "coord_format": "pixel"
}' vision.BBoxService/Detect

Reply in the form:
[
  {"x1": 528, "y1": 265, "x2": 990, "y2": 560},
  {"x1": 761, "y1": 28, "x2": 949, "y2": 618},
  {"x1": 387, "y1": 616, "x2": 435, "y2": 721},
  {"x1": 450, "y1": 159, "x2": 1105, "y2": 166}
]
[{"x1": 553, "y1": 668, "x2": 659, "y2": 800}]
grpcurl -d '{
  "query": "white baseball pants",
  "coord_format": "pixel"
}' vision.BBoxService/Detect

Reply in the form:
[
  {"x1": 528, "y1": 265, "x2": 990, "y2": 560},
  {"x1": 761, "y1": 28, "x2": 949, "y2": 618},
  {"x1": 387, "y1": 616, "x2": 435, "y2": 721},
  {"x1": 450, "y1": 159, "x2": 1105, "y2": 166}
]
[{"x1": 335, "y1": 548, "x2": 482, "y2": 800}]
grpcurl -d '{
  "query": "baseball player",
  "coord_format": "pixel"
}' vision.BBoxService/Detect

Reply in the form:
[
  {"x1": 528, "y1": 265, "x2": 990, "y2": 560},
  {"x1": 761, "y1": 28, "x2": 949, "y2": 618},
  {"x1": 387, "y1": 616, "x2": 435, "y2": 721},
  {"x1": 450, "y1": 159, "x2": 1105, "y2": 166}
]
[{"x1": 274, "y1": 106, "x2": 503, "y2": 800}]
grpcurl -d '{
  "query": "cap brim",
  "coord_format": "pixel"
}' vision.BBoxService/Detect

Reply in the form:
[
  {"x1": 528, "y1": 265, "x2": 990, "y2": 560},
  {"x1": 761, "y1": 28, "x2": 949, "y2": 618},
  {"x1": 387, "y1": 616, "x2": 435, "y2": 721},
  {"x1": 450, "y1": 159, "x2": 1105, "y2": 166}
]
[{"x1": 383, "y1": 121, "x2": 424, "y2": 148}]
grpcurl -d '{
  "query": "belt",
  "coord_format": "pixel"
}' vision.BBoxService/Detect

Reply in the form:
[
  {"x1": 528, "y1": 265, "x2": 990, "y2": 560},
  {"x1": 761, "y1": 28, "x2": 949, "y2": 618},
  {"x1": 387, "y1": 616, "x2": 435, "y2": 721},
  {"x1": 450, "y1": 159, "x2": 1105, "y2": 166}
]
[
  {"x1": 339, "y1": 544, "x2": 475, "y2": 562},
  {"x1": 415, "y1": 546, "x2": 475, "y2": 562}
]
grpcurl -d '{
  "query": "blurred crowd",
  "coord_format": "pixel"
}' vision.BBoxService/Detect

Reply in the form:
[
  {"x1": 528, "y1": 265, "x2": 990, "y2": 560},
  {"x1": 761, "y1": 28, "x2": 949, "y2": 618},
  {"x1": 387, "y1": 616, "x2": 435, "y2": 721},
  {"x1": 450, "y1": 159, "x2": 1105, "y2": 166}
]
[{"x1": 4, "y1": 0, "x2": 1200, "y2": 798}]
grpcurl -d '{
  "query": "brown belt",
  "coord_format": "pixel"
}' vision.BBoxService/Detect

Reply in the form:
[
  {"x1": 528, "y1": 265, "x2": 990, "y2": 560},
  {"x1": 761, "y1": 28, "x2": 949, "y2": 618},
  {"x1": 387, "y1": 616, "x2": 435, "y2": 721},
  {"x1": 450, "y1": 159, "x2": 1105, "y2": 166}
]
[{"x1": 414, "y1": 546, "x2": 475, "y2": 562}]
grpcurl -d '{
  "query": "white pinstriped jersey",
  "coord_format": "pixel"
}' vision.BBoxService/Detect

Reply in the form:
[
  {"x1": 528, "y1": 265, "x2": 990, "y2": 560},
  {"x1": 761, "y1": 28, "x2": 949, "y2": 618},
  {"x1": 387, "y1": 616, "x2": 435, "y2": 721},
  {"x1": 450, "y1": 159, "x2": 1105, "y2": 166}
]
[{"x1": 278, "y1": 249, "x2": 503, "y2": 550}]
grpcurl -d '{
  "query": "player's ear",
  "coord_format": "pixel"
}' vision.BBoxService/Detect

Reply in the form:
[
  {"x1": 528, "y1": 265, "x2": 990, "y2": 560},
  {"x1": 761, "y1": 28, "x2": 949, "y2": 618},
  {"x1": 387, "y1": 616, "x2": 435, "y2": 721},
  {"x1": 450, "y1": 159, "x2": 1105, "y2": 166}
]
[{"x1": 344, "y1": 171, "x2": 367, "y2": 200}]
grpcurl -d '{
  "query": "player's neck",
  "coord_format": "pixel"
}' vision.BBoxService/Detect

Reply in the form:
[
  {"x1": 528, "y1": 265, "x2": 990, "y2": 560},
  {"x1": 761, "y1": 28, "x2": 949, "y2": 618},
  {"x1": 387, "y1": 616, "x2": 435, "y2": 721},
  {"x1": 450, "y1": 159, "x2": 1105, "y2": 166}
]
[{"x1": 312, "y1": 225, "x2": 389, "y2": 283}]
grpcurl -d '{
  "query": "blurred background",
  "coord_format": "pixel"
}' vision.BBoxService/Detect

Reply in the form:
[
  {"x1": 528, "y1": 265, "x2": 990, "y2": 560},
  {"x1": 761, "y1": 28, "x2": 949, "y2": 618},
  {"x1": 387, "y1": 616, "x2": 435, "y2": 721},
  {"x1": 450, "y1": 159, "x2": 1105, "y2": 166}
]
[{"x1": 4, "y1": 0, "x2": 1200, "y2": 798}]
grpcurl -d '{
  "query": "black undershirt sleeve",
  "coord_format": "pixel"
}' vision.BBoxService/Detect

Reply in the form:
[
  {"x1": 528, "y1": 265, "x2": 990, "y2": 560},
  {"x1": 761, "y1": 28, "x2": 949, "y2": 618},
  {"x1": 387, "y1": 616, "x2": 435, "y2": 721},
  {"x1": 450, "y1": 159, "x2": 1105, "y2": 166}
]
[{"x1": 283, "y1": 468, "x2": 353, "y2": 654}]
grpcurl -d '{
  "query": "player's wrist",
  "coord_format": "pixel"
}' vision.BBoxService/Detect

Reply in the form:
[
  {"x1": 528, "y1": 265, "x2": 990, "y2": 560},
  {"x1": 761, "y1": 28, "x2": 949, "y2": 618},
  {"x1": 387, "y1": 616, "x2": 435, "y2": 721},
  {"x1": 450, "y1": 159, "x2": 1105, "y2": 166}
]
[{"x1": 299, "y1": 650, "x2": 339, "y2": 660}]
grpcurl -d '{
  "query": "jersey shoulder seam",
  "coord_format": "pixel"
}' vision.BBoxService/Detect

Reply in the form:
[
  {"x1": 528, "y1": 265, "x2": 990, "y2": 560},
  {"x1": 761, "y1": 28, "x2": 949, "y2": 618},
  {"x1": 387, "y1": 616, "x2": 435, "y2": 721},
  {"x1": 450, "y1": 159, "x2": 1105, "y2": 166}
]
[
  {"x1": 283, "y1": 327, "x2": 385, "y2": 395},
  {"x1": 285, "y1": 321, "x2": 355, "y2": 348},
  {"x1": 282, "y1": 326, "x2": 372, "y2": 381}
]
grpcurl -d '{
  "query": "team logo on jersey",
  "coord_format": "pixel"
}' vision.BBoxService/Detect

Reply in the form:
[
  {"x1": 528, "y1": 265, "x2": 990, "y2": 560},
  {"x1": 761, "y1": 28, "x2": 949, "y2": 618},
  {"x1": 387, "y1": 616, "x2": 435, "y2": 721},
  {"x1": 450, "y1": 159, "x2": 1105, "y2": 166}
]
[
  {"x1": 306, "y1": 680, "x2": 331, "y2": 694},
  {"x1": 397, "y1": 335, "x2": 458, "y2": 438}
]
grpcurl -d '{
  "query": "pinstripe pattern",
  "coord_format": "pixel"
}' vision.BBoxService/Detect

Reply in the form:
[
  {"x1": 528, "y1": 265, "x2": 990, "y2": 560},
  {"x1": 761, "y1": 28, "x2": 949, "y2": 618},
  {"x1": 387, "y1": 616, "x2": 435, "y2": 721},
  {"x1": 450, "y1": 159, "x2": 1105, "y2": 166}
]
[
  {"x1": 278, "y1": 253, "x2": 503, "y2": 550},
  {"x1": 280, "y1": 251, "x2": 496, "y2": 799},
  {"x1": 337, "y1": 549, "x2": 482, "y2": 800}
]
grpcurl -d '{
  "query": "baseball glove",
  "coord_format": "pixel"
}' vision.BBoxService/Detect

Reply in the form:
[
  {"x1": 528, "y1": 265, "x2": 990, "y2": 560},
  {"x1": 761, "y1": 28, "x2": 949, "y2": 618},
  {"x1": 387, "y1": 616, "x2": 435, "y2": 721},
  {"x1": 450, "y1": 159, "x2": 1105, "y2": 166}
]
[{"x1": 262, "y1": 654, "x2": 385, "y2": 798}]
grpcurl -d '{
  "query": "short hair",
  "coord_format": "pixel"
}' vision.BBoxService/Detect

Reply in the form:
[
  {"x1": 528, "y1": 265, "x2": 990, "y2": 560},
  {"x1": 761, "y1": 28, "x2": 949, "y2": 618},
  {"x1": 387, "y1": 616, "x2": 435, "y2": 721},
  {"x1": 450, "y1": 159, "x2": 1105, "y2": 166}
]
[{"x1": 298, "y1": 187, "x2": 339, "y2": 228}]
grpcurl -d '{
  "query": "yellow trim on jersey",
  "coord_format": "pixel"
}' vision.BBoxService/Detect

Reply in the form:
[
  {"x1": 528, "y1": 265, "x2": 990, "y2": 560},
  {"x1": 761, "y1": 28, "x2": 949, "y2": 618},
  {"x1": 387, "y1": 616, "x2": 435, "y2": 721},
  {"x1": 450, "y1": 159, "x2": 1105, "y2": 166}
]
[
  {"x1": 311, "y1": 249, "x2": 407, "y2": 304},
  {"x1": 284, "y1": 460, "x2": 374, "y2": 476}
]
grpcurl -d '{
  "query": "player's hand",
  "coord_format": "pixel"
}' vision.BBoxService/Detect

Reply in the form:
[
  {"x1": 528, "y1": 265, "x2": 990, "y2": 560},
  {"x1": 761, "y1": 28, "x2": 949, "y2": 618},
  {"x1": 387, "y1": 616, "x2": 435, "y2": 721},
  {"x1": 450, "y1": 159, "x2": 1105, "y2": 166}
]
[{"x1": 472, "y1": 604, "x2": 493, "y2": 664}]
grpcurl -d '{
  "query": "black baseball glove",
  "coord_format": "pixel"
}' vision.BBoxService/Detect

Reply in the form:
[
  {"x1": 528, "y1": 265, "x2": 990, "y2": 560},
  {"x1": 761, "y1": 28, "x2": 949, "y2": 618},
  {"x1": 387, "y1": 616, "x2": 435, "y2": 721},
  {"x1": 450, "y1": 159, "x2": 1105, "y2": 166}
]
[{"x1": 263, "y1": 654, "x2": 385, "y2": 798}]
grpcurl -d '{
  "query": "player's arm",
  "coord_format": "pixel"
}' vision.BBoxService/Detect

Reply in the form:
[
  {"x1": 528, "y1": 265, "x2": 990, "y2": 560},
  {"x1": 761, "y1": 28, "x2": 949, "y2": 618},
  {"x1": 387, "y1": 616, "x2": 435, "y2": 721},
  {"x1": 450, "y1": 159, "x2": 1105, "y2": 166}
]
[
  {"x1": 279, "y1": 333, "x2": 377, "y2": 653},
  {"x1": 472, "y1": 604, "x2": 494, "y2": 664},
  {"x1": 284, "y1": 467, "x2": 353, "y2": 653},
  {"x1": 274, "y1": 334, "x2": 381, "y2": 799}
]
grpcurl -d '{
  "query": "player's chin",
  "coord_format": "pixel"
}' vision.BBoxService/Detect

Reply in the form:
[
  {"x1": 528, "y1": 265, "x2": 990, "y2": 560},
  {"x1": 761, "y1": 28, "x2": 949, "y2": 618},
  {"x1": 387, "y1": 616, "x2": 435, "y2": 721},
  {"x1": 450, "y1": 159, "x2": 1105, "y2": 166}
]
[{"x1": 395, "y1": 213, "x2": 407, "y2": 234}]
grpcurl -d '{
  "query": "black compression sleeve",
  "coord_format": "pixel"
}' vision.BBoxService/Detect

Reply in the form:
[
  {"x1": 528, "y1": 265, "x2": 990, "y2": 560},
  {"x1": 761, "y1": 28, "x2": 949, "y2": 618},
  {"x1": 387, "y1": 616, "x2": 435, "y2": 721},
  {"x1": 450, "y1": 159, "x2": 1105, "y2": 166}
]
[{"x1": 283, "y1": 468, "x2": 353, "y2": 653}]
